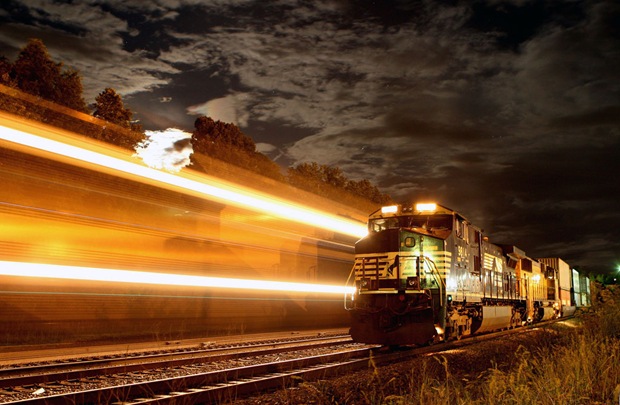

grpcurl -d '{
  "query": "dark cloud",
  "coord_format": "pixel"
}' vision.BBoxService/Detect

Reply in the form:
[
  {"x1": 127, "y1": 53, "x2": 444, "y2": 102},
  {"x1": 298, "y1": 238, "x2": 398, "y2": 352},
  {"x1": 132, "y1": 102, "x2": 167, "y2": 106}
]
[
  {"x1": 1, "y1": 0, "x2": 618, "y2": 274},
  {"x1": 466, "y1": 1, "x2": 586, "y2": 51},
  {"x1": 383, "y1": 112, "x2": 492, "y2": 142},
  {"x1": 548, "y1": 106, "x2": 620, "y2": 129}
]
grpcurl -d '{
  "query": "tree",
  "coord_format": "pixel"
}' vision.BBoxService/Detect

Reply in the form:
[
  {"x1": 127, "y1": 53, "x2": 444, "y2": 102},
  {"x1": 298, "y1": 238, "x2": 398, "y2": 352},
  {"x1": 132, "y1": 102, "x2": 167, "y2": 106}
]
[
  {"x1": 9, "y1": 38, "x2": 87, "y2": 111},
  {"x1": 287, "y1": 162, "x2": 323, "y2": 182},
  {"x1": 322, "y1": 165, "x2": 348, "y2": 189},
  {"x1": 0, "y1": 56, "x2": 15, "y2": 87},
  {"x1": 287, "y1": 163, "x2": 348, "y2": 187},
  {"x1": 288, "y1": 162, "x2": 392, "y2": 204},
  {"x1": 11, "y1": 39, "x2": 61, "y2": 99},
  {"x1": 191, "y1": 115, "x2": 282, "y2": 180},
  {"x1": 346, "y1": 178, "x2": 392, "y2": 204},
  {"x1": 58, "y1": 68, "x2": 88, "y2": 112},
  {"x1": 93, "y1": 88, "x2": 132, "y2": 128},
  {"x1": 193, "y1": 116, "x2": 256, "y2": 153}
]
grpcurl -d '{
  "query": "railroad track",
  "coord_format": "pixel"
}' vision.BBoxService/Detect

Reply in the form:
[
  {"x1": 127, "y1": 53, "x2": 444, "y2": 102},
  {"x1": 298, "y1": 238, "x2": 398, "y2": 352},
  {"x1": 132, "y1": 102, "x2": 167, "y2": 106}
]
[
  {"x1": 6, "y1": 347, "x2": 377, "y2": 404},
  {"x1": 0, "y1": 334, "x2": 353, "y2": 385},
  {"x1": 0, "y1": 333, "x2": 368, "y2": 404},
  {"x1": 0, "y1": 321, "x2": 566, "y2": 404}
]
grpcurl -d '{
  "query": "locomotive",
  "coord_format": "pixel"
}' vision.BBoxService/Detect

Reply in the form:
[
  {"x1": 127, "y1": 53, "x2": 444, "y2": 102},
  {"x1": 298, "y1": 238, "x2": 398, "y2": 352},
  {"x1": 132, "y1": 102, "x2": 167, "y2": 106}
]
[{"x1": 344, "y1": 202, "x2": 589, "y2": 346}]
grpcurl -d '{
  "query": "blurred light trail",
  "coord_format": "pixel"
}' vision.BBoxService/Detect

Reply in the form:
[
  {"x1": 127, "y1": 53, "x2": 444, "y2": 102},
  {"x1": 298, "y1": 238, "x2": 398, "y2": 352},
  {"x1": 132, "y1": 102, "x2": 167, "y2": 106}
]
[
  {"x1": 0, "y1": 114, "x2": 367, "y2": 238},
  {"x1": 0, "y1": 261, "x2": 356, "y2": 295}
]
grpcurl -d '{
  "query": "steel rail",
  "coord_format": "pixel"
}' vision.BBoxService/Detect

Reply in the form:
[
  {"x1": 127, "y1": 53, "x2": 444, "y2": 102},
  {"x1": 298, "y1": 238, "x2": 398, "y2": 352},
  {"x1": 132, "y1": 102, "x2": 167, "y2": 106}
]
[
  {"x1": 1, "y1": 319, "x2": 569, "y2": 404},
  {"x1": 3, "y1": 347, "x2": 376, "y2": 404},
  {"x1": 0, "y1": 336, "x2": 352, "y2": 389}
]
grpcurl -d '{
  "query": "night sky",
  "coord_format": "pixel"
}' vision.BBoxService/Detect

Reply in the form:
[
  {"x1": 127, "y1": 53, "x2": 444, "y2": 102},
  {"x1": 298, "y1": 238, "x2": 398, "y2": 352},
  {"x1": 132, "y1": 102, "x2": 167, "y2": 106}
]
[{"x1": 1, "y1": 1, "x2": 618, "y2": 275}]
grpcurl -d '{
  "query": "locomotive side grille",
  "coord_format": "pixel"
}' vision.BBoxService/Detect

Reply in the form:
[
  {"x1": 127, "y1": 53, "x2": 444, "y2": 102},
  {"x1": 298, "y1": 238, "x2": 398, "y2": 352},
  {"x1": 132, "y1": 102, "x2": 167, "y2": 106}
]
[
  {"x1": 352, "y1": 255, "x2": 390, "y2": 290},
  {"x1": 431, "y1": 250, "x2": 452, "y2": 278},
  {"x1": 353, "y1": 255, "x2": 390, "y2": 273}
]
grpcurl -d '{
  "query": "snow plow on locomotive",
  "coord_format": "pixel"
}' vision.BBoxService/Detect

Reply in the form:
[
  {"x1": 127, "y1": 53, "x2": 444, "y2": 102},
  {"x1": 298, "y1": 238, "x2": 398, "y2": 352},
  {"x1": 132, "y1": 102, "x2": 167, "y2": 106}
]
[{"x1": 344, "y1": 203, "x2": 588, "y2": 346}]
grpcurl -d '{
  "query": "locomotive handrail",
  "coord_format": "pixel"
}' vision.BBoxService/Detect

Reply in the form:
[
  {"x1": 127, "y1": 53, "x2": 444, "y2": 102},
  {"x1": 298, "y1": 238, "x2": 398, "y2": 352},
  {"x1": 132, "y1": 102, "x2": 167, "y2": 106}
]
[
  {"x1": 420, "y1": 256, "x2": 444, "y2": 307},
  {"x1": 361, "y1": 256, "x2": 382, "y2": 286},
  {"x1": 344, "y1": 265, "x2": 356, "y2": 310},
  {"x1": 344, "y1": 255, "x2": 392, "y2": 310}
]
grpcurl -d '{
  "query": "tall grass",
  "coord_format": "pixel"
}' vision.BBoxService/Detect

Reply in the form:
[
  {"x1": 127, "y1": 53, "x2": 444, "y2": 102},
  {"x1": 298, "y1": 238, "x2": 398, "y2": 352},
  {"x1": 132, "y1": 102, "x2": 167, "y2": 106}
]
[
  {"x1": 453, "y1": 299, "x2": 620, "y2": 405},
  {"x1": 296, "y1": 292, "x2": 620, "y2": 405},
  {"x1": 386, "y1": 320, "x2": 620, "y2": 405},
  {"x1": 480, "y1": 331, "x2": 620, "y2": 404}
]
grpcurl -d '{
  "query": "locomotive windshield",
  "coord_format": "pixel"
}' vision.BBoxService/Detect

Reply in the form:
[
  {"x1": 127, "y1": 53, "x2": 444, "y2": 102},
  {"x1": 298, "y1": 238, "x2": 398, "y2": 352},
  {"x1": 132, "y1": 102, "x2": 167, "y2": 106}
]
[{"x1": 369, "y1": 214, "x2": 453, "y2": 233}]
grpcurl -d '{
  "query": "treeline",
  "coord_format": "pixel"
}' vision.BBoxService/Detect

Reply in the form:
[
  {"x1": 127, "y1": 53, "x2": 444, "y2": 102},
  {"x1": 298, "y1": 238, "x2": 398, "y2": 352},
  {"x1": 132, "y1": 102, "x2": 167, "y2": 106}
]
[
  {"x1": 191, "y1": 116, "x2": 391, "y2": 204},
  {"x1": 0, "y1": 39, "x2": 142, "y2": 148},
  {"x1": 287, "y1": 162, "x2": 390, "y2": 205},
  {"x1": 0, "y1": 38, "x2": 390, "y2": 205}
]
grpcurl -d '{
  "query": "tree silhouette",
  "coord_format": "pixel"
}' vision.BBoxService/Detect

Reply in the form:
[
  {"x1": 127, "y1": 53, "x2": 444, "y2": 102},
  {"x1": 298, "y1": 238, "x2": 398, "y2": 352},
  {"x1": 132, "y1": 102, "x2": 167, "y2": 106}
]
[
  {"x1": 288, "y1": 162, "x2": 391, "y2": 204},
  {"x1": 191, "y1": 115, "x2": 282, "y2": 180},
  {"x1": 59, "y1": 68, "x2": 87, "y2": 113},
  {"x1": 10, "y1": 38, "x2": 87, "y2": 112},
  {"x1": 346, "y1": 178, "x2": 391, "y2": 204},
  {"x1": 0, "y1": 56, "x2": 15, "y2": 86},
  {"x1": 93, "y1": 88, "x2": 133, "y2": 128},
  {"x1": 193, "y1": 116, "x2": 256, "y2": 153},
  {"x1": 288, "y1": 162, "x2": 323, "y2": 182}
]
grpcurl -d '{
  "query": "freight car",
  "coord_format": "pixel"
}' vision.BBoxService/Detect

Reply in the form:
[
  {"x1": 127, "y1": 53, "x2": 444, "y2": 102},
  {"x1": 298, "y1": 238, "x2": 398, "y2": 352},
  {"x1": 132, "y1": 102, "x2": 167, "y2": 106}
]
[{"x1": 344, "y1": 203, "x2": 589, "y2": 346}]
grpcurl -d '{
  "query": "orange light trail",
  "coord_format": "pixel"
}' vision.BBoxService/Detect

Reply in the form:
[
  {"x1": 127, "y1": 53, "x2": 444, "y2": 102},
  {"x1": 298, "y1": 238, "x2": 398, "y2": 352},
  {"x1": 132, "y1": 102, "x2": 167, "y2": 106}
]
[
  {"x1": 0, "y1": 114, "x2": 363, "y2": 294},
  {"x1": 0, "y1": 116, "x2": 368, "y2": 238},
  {"x1": 0, "y1": 261, "x2": 356, "y2": 295}
]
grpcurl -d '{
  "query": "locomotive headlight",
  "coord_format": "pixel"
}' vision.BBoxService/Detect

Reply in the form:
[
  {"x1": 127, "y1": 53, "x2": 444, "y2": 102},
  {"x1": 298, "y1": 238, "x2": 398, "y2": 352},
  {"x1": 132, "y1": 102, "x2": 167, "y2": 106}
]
[
  {"x1": 381, "y1": 205, "x2": 399, "y2": 214},
  {"x1": 415, "y1": 203, "x2": 437, "y2": 212}
]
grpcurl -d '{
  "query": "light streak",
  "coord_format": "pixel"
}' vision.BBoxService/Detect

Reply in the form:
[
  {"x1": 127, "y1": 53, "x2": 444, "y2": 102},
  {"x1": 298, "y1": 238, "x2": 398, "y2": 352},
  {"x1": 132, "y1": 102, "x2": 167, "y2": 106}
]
[
  {"x1": 0, "y1": 115, "x2": 368, "y2": 238},
  {"x1": 0, "y1": 261, "x2": 356, "y2": 295}
]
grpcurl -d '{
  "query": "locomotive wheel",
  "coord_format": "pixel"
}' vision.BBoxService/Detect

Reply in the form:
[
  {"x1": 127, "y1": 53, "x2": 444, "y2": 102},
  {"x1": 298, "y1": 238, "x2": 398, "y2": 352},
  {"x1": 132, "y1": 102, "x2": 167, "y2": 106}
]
[
  {"x1": 510, "y1": 312, "x2": 521, "y2": 329},
  {"x1": 456, "y1": 325, "x2": 463, "y2": 340},
  {"x1": 448, "y1": 321, "x2": 462, "y2": 341}
]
